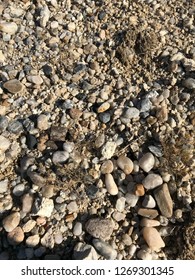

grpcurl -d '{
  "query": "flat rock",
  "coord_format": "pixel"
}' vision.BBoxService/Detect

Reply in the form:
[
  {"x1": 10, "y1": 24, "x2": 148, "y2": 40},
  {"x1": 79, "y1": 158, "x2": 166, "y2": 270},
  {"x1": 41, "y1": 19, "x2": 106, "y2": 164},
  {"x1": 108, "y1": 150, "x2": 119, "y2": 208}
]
[
  {"x1": 0, "y1": 22, "x2": 18, "y2": 34},
  {"x1": 0, "y1": 135, "x2": 10, "y2": 152},
  {"x1": 105, "y1": 173, "x2": 118, "y2": 195},
  {"x1": 115, "y1": 197, "x2": 126, "y2": 212},
  {"x1": 138, "y1": 208, "x2": 159, "y2": 219},
  {"x1": 143, "y1": 227, "x2": 165, "y2": 251},
  {"x1": 123, "y1": 107, "x2": 140, "y2": 119},
  {"x1": 85, "y1": 218, "x2": 114, "y2": 240},
  {"x1": 27, "y1": 171, "x2": 46, "y2": 187},
  {"x1": 92, "y1": 238, "x2": 117, "y2": 260},
  {"x1": 22, "y1": 193, "x2": 34, "y2": 213},
  {"x1": 139, "y1": 152, "x2": 155, "y2": 172},
  {"x1": 37, "y1": 114, "x2": 49, "y2": 130},
  {"x1": 154, "y1": 184, "x2": 173, "y2": 218},
  {"x1": 117, "y1": 155, "x2": 134, "y2": 174},
  {"x1": 3, "y1": 212, "x2": 20, "y2": 232},
  {"x1": 50, "y1": 126, "x2": 67, "y2": 141},
  {"x1": 134, "y1": 184, "x2": 145, "y2": 196},
  {"x1": 41, "y1": 185, "x2": 54, "y2": 198},
  {"x1": 140, "y1": 218, "x2": 160, "y2": 227},
  {"x1": 73, "y1": 243, "x2": 98, "y2": 260},
  {"x1": 0, "y1": 179, "x2": 8, "y2": 193},
  {"x1": 183, "y1": 78, "x2": 195, "y2": 89},
  {"x1": 3, "y1": 79, "x2": 24, "y2": 94},
  {"x1": 22, "y1": 220, "x2": 36, "y2": 233},
  {"x1": 142, "y1": 174, "x2": 163, "y2": 190},
  {"x1": 73, "y1": 222, "x2": 82, "y2": 236},
  {"x1": 7, "y1": 227, "x2": 24, "y2": 245}
]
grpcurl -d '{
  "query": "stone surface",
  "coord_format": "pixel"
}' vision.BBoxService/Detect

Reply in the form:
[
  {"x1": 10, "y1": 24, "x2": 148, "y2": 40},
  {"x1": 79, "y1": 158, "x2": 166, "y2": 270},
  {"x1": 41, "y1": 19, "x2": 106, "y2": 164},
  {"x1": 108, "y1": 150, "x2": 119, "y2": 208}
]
[
  {"x1": 125, "y1": 193, "x2": 139, "y2": 207},
  {"x1": 0, "y1": 135, "x2": 10, "y2": 152},
  {"x1": 26, "y1": 235, "x2": 40, "y2": 247},
  {"x1": 27, "y1": 171, "x2": 46, "y2": 187},
  {"x1": 2, "y1": 212, "x2": 20, "y2": 232},
  {"x1": 41, "y1": 231, "x2": 55, "y2": 249},
  {"x1": 22, "y1": 193, "x2": 34, "y2": 213},
  {"x1": 142, "y1": 195, "x2": 156, "y2": 208},
  {"x1": 101, "y1": 141, "x2": 117, "y2": 159},
  {"x1": 142, "y1": 174, "x2": 163, "y2": 190},
  {"x1": 137, "y1": 248, "x2": 152, "y2": 260},
  {"x1": 73, "y1": 222, "x2": 82, "y2": 236},
  {"x1": 7, "y1": 227, "x2": 24, "y2": 245},
  {"x1": 73, "y1": 243, "x2": 98, "y2": 260},
  {"x1": 105, "y1": 173, "x2": 118, "y2": 195},
  {"x1": 123, "y1": 107, "x2": 140, "y2": 119},
  {"x1": 140, "y1": 218, "x2": 160, "y2": 227},
  {"x1": 0, "y1": 22, "x2": 18, "y2": 34},
  {"x1": 115, "y1": 197, "x2": 126, "y2": 212},
  {"x1": 67, "y1": 201, "x2": 78, "y2": 213},
  {"x1": 37, "y1": 114, "x2": 49, "y2": 130},
  {"x1": 41, "y1": 185, "x2": 54, "y2": 198},
  {"x1": 138, "y1": 208, "x2": 159, "y2": 219},
  {"x1": 101, "y1": 160, "x2": 114, "y2": 174},
  {"x1": 33, "y1": 198, "x2": 54, "y2": 218},
  {"x1": 85, "y1": 218, "x2": 114, "y2": 240},
  {"x1": 143, "y1": 227, "x2": 165, "y2": 251},
  {"x1": 27, "y1": 75, "x2": 43, "y2": 85},
  {"x1": 183, "y1": 78, "x2": 195, "y2": 89},
  {"x1": 92, "y1": 238, "x2": 117, "y2": 260},
  {"x1": 139, "y1": 152, "x2": 155, "y2": 172},
  {"x1": 52, "y1": 151, "x2": 69, "y2": 165},
  {"x1": 117, "y1": 155, "x2": 134, "y2": 174},
  {"x1": 154, "y1": 184, "x2": 173, "y2": 218},
  {"x1": 0, "y1": 179, "x2": 8, "y2": 193},
  {"x1": 3, "y1": 79, "x2": 24, "y2": 94}
]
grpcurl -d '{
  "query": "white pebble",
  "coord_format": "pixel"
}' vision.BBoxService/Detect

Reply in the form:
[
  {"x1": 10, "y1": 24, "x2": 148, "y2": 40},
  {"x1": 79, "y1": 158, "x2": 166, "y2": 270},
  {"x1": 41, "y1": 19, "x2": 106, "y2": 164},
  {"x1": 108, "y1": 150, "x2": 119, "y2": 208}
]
[
  {"x1": 0, "y1": 22, "x2": 18, "y2": 35},
  {"x1": 105, "y1": 174, "x2": 118, "y2": 195},
  {"x1": 142, "y1": 174, "x2": 163, "y2": 190},
  {"x1": 139, "y1": 152, "x2": 155, "y2": 172},
  {"x1": 142, "y1": 195, "x2": 156, "y2": 208}
]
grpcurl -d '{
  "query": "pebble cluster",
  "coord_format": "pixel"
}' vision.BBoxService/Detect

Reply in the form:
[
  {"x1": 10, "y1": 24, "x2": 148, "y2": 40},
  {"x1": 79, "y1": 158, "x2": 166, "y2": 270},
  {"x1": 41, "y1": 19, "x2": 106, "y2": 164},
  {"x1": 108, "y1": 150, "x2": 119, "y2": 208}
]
[{"x1": 0, "y1": 0, "x2": 194, "y2": 260}]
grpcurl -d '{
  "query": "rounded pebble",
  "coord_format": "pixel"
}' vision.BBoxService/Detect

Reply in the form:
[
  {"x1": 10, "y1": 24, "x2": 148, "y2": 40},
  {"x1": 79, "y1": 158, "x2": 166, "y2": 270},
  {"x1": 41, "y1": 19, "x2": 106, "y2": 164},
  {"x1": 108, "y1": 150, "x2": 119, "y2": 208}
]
[
  {"x1": 37, "y1": 114, "x2": 49, "y2": 130},
  {"x1": 52, "y1": 151, "x2": 69, "y2": 165},
  {"x1": 142, "y1": 227, "x2": 165, "y2": 251},
  {"x1": 117, "y1": 155, "x2": 134, "y2": 174},
  {"x1": 142, "y1": 174, "x2": 163, "y2": 190},
  {"x1": 7, "y1": 227, "x2": 24, "y2": 245},
  {"x1": 105, "y1": 173, "x2": 118, "y2": 195},
  {"x1": 142, "y1": 195, "x2": 156, "y2": 208},
  {"x1": 139, "y1": 152, "x2": 155, "y2": 172},
  {"x1": 101, "y1": 160, "x2": 114, "y2": 174},
  {"x1": 3, "y1": 212, "x2": 20, "y2": 232}
]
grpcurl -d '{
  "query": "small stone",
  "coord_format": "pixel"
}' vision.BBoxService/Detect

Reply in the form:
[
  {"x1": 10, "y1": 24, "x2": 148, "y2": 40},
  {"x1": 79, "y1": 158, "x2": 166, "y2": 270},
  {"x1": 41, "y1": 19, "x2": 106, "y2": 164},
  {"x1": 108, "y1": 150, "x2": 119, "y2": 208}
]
[
  {"x1": 50, "y1": 126, "x2": 67, "y2": 141},
  {"x1": 116, "y1": 197, "x2": 126, "y2": 212},
  {"x1": 69, "y1": 108, "x2": 82, "y2": 119},
  {"x1": 7, "y1": 120, "x2": 23, "y2": 134},
  {"x1": 41, "y1": 185, "x2": 54, "y2": 198},
  {"x1": 134, "y1": 184, "x2": 145, "y2": 196},
  {"x1": 27, "y1": 171, "x2": 46, "y2": 187},
  {"x1": 13, "y1": 183, "x2": 26, "y2": 196},
  {"x1": 137, "y1": 249, "x2": 152, "y2": 260},
  {"x1": 85, "y1": 218, "x2": 114, "y2": 240},
  {"x1": 0, "y1": 195, "x2": 13, "y2": 214},
  {"x1": 142, "y1": 174, "x2": 163, "y2": 190},
  {"x1": 112, "y1": 211, "x2": 126, "y2": 221},
  {"x1": 0, "y1": 179, "x2": 8, "y2": 193},
  {"x1": 34, "y1": 198, "x2": 54, "y2": 218},
  {"x1": 3, "y1": 79, "x2": 24, "y2": 94},
  {"x1": 0, "y1": 116, "x2": 9, "y2": 132},
  {"x1": 101, "y1": 141, "x2": 117, "y2": 159},
  {"x1": 40, "y1": 5, "x2": 50, "y2": 28},
  {"x1": 154, "y1": 184, "x2": 173, "y2": 218},
  {"x1": 148, "y1": 146, "x2": 162, "y2": 157},
  {"x1": 142, "y1": 195, "x2": 156, "y2": 208},
  {"x1": 143, "y1": 227, "x2": 165, "y2": 251},
  {"x1": 125, "y1": 193, "x2": 139, "y2": 207},
  {"x1": 0, "y1": 22, "x2": 18, "y2": 34},
  {"x1": 22, "y1": 220, "x2": 36, "y2": 233},
  {"x1": 138, "y1": 208, "x2": 159, "y2": 219},
  {"x1": 37, "y1": 114, "x2": 49, "y2": 130},
  {"x1": 26, "y1": 134, "x2": 37, "y2": 150},
  {"x1": 99, "y1": 112, "x2": 111, "y2": 123},
  {"x1": 52, "y1": 151, "x2": 69, "y2": 165},
  {"x1": 54, "y1": 232, "x2": 63, "y2": 244},
  {"x1": 0, "y1": 50, "x2": 5, "y2": 63},
  {"x1": 63, "y1": 142, "x2": 74, "y2": 153},
  {"x1": 7, "y1": 227, "x2": 24, "y2": 245},
  {"x1": 41, "y1": 231, "x2": 54, "y2": 249},
  {"x1": 73, "y1": 222, "x2": 82, "y2": 236},
  {"x1": 140, "y1": 218, "x2": 160, "y2": 227},
  {"x1": 22, "y1": 193, "x2": 34, "y2": 213},
  {"x1": 26, "y1": 235, "x2": 40, "y2": 247},
  {"x1": 0, "y1": 151, "x2": 5, "y2": 163},
  {"x1": 123, "y1": 107, "x2": 140, "y2": 119},
  {"x1": 92, "y1": 238, "x2": 117, "y2": 260},
  {"x1": 139, "y1": 152, "x2": 155, "y2": 172},
  {"x1": 95, "y1": 134, "x2": 105, "y2": 148},
  {"x1": 183, "y1": 78, "x2": 195, "y2": 89},
  {"x1": 117, "y1": 155, "x2": 134, "y2": 174},
  {"x1": 105, "y1": 173, "x2": 118, "y2": 195},
  {"x1": 101, "y1": 160, "x2": 114, "y2": 174},
  {"x1": 97, "y1": 102, "x2": 110, "y2": 113},
  {"x1": 27, "y1": 75, "x2": 43, "y2": 85},
  {"x1": 122, "y1": 234, "x2": 132, "y2": 246},
  {"x1": 67, "y1": 201, "x2": 78, "y2": 213},
  {"x1": 3, "y1": 212, "x2": 20, "y2": 232},
  {"x1": 67, "y1": 22, "x2": 76, "y2": 31},
  {"x1": 73, "y1": 243, "x2": 98, "y2": 260},
  {"x1": 0, "y1": 135, "x2": 10, "y2": 151}
]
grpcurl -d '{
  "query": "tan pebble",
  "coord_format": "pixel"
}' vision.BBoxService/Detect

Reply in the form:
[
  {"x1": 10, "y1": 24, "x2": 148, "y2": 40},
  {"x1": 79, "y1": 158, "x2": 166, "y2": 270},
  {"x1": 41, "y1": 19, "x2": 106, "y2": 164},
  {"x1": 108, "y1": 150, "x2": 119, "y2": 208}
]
[
  {"x1": 36, "y1": 216, "x2": 47, "y2": 226},
  {"x1": 143, "y1": 227, "x2": 165, "y2": 251},
  {"x1": 69, "y1": 108, "x2": 82, "y2": 119},
  {"x1": 101, "y1": 160, "x2": 114, "y2": 174},
  {"x1": 26, "y1": 235, "x2": 40, "y2": 247},
  {"x1": 134, "y1": 184, "x2": 145, "y2": 196},
  {"x1": 0, "y1": 22, "x2": 18, "y2": 34},
  {"x1": 3, "y1": 79, "x2": 24, "y2": 94},
  {"x1": 138, "y1": 152, "x2": 155, "y2": 172},
  {"x1": 97, "y1": 102, "x2": 110, "y2": 113},
  {"x1": 2, "y1": 212, "x2": 20, "y2": 232},
  {"x1": 22, "y1": 193, "x2": 34, "y2": 213},
  {"x1": 105, "y1": 173, "x2": 118, "y2": 195},
  {"x1": 117, "y1": 155, "x2": 134, "y2": 174},
  {"x1": 22, "y1": 220, "x2": 36, "y2": 233},
  {"x1": 7, "y1": 227, "x2": 24, "y2": 245},
  {"x1": 138, "y1": 208, "x2": 159, "y2": 219},
  {"x1": 140, "y1": 218, "x2": 160, "y2": 227}
]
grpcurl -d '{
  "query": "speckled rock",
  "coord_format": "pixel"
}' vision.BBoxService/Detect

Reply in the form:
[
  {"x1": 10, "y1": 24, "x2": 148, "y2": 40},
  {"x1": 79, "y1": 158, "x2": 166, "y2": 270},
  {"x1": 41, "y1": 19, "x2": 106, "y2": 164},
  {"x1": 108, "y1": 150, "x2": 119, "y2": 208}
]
[
  {"x1": 27, "y1": 75, "x2": 43, "y2": 85},
  {"x1": 85, "y1": 218, "x2": 114, "y2": 240},
  {"x1": 105, "y1": 173, "x2": 118, "y2": 195},
  {"x1": 92, "y1": 238, "x2": 117, "y2": 260},
  {"x1": 22, "y1": 193, "x2": 34, "y2": 213},
  {"x1": 117, "y1": 155, "x2": 134, "y2": 174},
  {"x1": 0, "y1": 179, "x2": 8, "y2": 193},
  {"x1": 0, "y1": 22, "x2": 18, "y2": 34},
  {"x1": 73, "y1": 222, "x2": 82, "y2": 236},
  {"x1": 37, "y1": 114, "x2": 49, "y2": 130},
  {"x1": 138, "y1": 208, "x2": 159, "y2": 219},
  {"x1": 115, "y1": 197, "x2": 126, "y2": 212},
  {"x1": 125, "y1": 193, "x2": 139, "y2": 207},
  {"x1": 2, "y1": 212, "x2": 20, "y2": 232},
  {"x1": 143, "y1": 227, "x2": 165, "y2": 251},
  {"x1": 22, "y1": 220, "x2": 36, "y2": 233}
]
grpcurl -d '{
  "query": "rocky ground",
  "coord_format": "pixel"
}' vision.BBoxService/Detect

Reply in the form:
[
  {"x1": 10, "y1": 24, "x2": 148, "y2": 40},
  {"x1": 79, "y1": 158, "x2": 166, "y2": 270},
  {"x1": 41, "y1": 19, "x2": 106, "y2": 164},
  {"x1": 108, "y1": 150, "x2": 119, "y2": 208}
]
[{"x1": 0, "y1": 0, "x2": 194, "y2": 260}]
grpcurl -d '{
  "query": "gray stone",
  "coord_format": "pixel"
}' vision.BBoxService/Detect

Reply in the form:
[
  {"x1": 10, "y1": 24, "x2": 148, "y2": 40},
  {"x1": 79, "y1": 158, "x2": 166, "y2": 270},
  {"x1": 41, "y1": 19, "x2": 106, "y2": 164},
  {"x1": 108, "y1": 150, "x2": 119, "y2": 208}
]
[
  {"x1": 123, "y1": 107, "x2": 140, "y2": 119},
  {"x1": 99, "y1": 112, "x2": 111, "y2": 123},
  {"x1": 3, "y1": 79, "x2": 24, "y2": 94},
  {"x1": 183, "y1": 78, "x2": 195, "y2": 89},
  {"x1": 154, "y1": 184, "x2": 173, "y2": 218},
  {"x1": 0, "y1": 22, "x2": 18, "y2": 34},
  {"x1": 85, "y1": 218, "x2": 114, "y2": 240},
  {"x1": 92, "y1": 238, "x2": 117, "y2": 260},
  {"x1": 73, "y1": 222, "x2": 82, "y2": 236},
  {"x1": 7, "y1": 120, "x2": 23, "y2": 134},
  {"x1": 143, "y1": 227, "x2": 165, "y2": 251},
  {"x1": 63, "y1": 142, "x2": 74, "y2": 153},
  {"x1": 0, "y1": 179, "x2": 8, "y2": 193},
  {"x1": 125, "y1": 193, "x2": 139, "y2": 207},
  {"x1": 37, "y1": 114, "x2": 49, "y2": 130},
  {"x1": 0, "y1": 135, "x2": 10, "y2": 151},
  {"x1": 52, "y1": 151, "x2": 69, "y2": 165},
  {"x1": 148, "y1": 146, "x2": 163, "y2": 157},
  {"x1": 139, "y1": 152, "x2": 155, "y2": 172},
  {"x1": 67, "y1": 201, "x2": 78, "y2": 213},
  {"x1": 137, "y1": 248, "x2": 152, "y2": 260},
  {"x1": 13, "y1": 183, "x2": 26, "y2": 196},
  {"x1": 2, "y1": 212, "x2": 20, "y2": 232},
  {"x1": 22, "y1": 193, "x2": 34, "y2": 213},
  {"x1": 0, "y1": 116, "x2": 9, "y2": 132},
  {"x1": 142, "y1": 174, "x2": 163, "y2": 190},
  {"x1": 112, "y1": 211, "x2": 126, "y2": 221},
  {"x1": 115, "y1": 197, "x2": 126, "y2": 212},
  {"x1": 73, "y1": 243, "x2": 98, "y2": 260},
  {"x1": 41, "y1": 185, "x2": 54, "y2": 198}
]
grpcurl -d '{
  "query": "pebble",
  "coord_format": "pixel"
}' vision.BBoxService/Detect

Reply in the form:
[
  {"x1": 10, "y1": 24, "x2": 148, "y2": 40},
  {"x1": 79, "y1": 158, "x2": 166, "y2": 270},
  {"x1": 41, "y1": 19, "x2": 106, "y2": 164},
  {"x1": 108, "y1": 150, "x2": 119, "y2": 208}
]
[
  {"x1": 101, "y1": 160, "x2": 114, "y2": 174},
  {"x1": 50, "y1": 126, "x2": 67, "y2": 141},
  {"x1": 183, "y1": 78, "x2": 195, "y2": 89},
  {"x1": 52, "y1": 151, "x2": 69, "y2": 165},
  {"x1": 148, "y1": 146, "x2": 162, "y2": 157},
  {"x1": 27, "y1": 75, "x2": 43, "y2": 85},
  {"x1": 138, "y1": 208, "x2": 159, "y2": 219},
  {"x1": 26, "y1": 235, "x2": 40, "y2": 247},
  {"x1": 95, "y1": 134, "x2": 105, "y2": 148},
  {"x1": 123, "y1": 107, "x2": 140, "y2": 119},
  {"x1": 67, "y1": 201, "x2": 78, "y2": 213},
  {"x1": 27, "y1": 171, "x2": 46, "y2": 187},
  {"x1": 63, "y1": 142, "x2": 74, "y2": 153},
  {"x1": 0, "y1": 135, "x2": 10, "y2": 151},
  {"x1": 22, "y1": 193, "x2": 34, "y2": 213},
  {"x1": 105, "y1": 173, "x2": 118, "y2": 195},
  {"x1": 73, "y1": 243, "x2": 98, "y2": 260},
  {"x1": 67, "y1": 22, "x2": 76, "y2": 31},
  {"x1": 0, "y1": 179, "x2": 8, "y2": 193},
  {"x1": 142, "y1": 195, "x2": 156, "y2": 208},
  {"x1": 101, "y1": 141, "x2": 117, "y2": 159},
  {"x1": 2, "y1": 212, "x2": 20, "y2": 232},
  {"x1": 137, "y1": 248, "x2": 152, "y2": 260},
  {"x1": 116, "y1": 197, "x2": 126, "y2": 212},
  {"x1": 54, "y1": 232, "x2": 63, "y2": 244},
  {"x1": 125, "y1": 193, "x2": 139, "y2": 207},
  {"x1": 22, "y1": 220, "x2": 36, "y2": 233},
  {"x1": 40, "y1": 5, "x2": 50, "y2": 28},
  {"x1": 3, "y1": 79, "x2": 24, "y2": 94},
  {"x1": 7, "y1": 120, "x2": 23, "y2": 134},
  {"x1": 117, "y1": 155, "x2": 134, "y2": 174},
  {"x1": 69, "y1": 108, "x2": 82, "y2": 119},
  {"x1": 99, "y1": 112, "x2": 111, "y2": 123},
  {"x1": 122, "y1": 234, "x2": 132, "y2": 246},
  {"x1": 92, "y1": 238, "x2": 117, "y2": 260},
  {"x1": 154, "y1": 184, "x2": 173, "y2": 218},
  {"x1": 73, "y1": 222, "x2": 82, "y2": 236},
  {"x1": 13, "y1": 183, "x2": 26, "y2": 196},
  {"x1": 85, "y1": 218, "x2": 114, "y2": 240},
  {"x1": 140, "y1": 218, "x2": 160, "y2": 227},
  {"x1": 0, "y1": 22, "x2": 18, "y2": 34},
  {"x1": 139, "y1": 152, "x2": 155, "y2": 172},
  {"x1": 112, "y1": 212, "x2": 126, "y2": 221},
  {"x1": 142, "y1": 227, "x2": 165, "y2": 251},
  {"x1": 142, "y1": 174, "x2": 163, "y2": 190},
  {"x1": 41, "y1": 185, "x2": 54, "y2": 198},
  {"x1": 37, "y1": 114, "x2": 49, "y2": 130},
  {"x1": 97, "y1": 102, "x2": 110, "y2": 113},
  {"x1": 41, "y1": 231, "x2": 55, "y2": 249},
  {"x1": 134, "y1": 184, "x2": 145, "y2": 196},
  {"x1": 0, "y1": 116, "x2": 9, "y2": 132},
  {"x1": 34, "y1": 198, "x2": 54, "y2": 218},
  {"x1": 7, "y1": 227, "x2": 24, "y2": 245}
]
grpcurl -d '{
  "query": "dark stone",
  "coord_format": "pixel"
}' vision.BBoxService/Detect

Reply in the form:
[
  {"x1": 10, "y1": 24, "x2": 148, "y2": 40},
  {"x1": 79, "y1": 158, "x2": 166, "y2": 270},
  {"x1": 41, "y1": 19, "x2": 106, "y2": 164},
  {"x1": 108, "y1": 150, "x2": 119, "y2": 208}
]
[
  {"x1": 7, "y1": 120, "x2": 23, "y2": 134},
  {"x1": 99, "y1": 112, "x2": 111, "y2": 123},
  {"x1": 50, "y1": 126, "x2": 67, "y2": 141},
  {"x1": 98, "y1": 11, "x2": 106, "y2": 20},
  {"x1": 42, "y1": 64, "x2": 53, "y2": 77},
  {"x1": 26, "y1": 134, "x2": 37, "y2": 149},
  {"x1": 0, "y1": 116, "x2": 9, "y2": 132}
]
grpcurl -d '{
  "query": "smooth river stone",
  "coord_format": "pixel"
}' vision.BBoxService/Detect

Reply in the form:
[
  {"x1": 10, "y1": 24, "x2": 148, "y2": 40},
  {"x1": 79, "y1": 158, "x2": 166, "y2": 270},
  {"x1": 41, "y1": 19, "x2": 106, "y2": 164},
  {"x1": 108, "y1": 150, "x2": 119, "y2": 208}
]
[
  {"x1": 140, "y1": 218, "x2": 160, "y2": 227},
  {"x1": 142, "y1": 174, "x2": 163, "y2": 190},
  {"x1": 105, "y1": 173, "x2": 118, "y2": 195},
  {"x1": 139, "y1": 152, "x2": 155, "y2": 172},
  {"x1": 3, "y1": 79, "x2": 24, "y2": 94},
  {"x1": 101, "y1": 160, "x2": 114, "y2": 174},
  {"x1": 2, "y1": 212, "x2": 20, "y2": 232},
  {"x1": 117, "y1": 155, "x2": 134, "y2": 174},
  {"x1": 143, "y1": 227, "x2": 165, "y2": 251}
]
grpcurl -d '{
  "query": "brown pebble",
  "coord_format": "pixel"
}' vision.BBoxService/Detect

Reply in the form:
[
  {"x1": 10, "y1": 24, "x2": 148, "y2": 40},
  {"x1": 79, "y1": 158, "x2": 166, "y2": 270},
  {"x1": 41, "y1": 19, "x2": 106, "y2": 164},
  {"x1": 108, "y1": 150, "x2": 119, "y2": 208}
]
[
  {"x1": 22, "y1": 193, "x2": 34, "y2": 213},
  {"x1": 7, "y1": 227, "x2": 24, "y2": 245},
  {"x1": 69, "y1": 108, "x2": 82, "y2": 119},
  {"x1": 97, "y1": 102, "x2": 110, "y2": 113},
  {"x1": 101, "y1": 160, "x2": 114, "y2": 174},
  {"x1": 138, "y1": 208, "x2": 159, "y2": 219},
  {"x1": 3, "y1": 79, "x2": 24, "y2": 94},
  {"x1": 140, "y1": 218, "x2": 160, "y2": 227},
  {"x1": 117, "y1": 155, "x2": 134, "y2": 175},
  {"x1": 36, "y1": 216, "x2": 47, "y2": 226},
  {"x1": 143, "y1": 227, "x2": 165, "y2": 251},
  {"x1": 2, "y1": 212, "x2": 20, "y2": 232},
  {"x1": 134, "y1": 184, "x2": 145, "y2": 196},
  {"x1": 154, "y1": 184, "x2": 173, "y2": 218}
]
